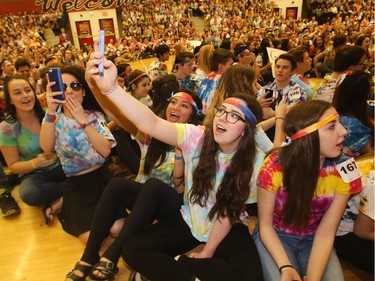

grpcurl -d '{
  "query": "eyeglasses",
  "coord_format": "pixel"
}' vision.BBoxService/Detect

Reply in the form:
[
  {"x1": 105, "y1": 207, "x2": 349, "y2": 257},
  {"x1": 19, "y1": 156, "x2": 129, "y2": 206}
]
[
  {"x1": 63, "y1": 82, "x2": 82, "y2": 92},
  {"x1": 214, "y1": 105, "x2": 245, "y2": 124}
]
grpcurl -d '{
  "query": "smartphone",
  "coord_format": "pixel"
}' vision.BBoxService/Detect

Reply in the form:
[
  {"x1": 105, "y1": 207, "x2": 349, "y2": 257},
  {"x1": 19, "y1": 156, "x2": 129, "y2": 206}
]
[
  {"x1": 264, "y1": 90, "x2": 273, "y2": 99},
  {"x1": 98, "y1": 30, "x2": 105, "y2": 75},
  {"x1": 48, "y1": 67, "x2": 64, "y2": 100}
]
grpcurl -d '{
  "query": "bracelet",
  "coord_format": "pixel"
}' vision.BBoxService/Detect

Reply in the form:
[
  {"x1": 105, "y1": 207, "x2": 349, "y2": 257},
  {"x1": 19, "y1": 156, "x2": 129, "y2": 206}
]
[
  {"x1": 79, "y1": 120, "x2": 96, "y2": 130},
  {"x1": 31, "y1": 159, "x2": 38, "y2": 169},
  {"x1": 44, "y1": 112, "x2": 57, "y2": 123},
  {"x1": 175, "y1": 155, "x2": 183, "y2": 161},
  {"x1": 101, "y1": 83, "x2": 118, "y2": 95},
  {"x1": 279, "y1": 265, "x2": 294, "y2": 273},
  {"x1": 275, "y1": 117, "x2": 285, "y2": 121}
]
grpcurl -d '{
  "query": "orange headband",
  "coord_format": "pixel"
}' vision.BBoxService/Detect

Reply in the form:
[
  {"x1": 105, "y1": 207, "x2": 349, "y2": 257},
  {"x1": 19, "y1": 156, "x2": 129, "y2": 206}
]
[
  {"x1": 129, "y1": 73, "x2": 149, "y2": 86},
  {"x1": 290, "y1": 112, "x2": 339, "y2": 141}
]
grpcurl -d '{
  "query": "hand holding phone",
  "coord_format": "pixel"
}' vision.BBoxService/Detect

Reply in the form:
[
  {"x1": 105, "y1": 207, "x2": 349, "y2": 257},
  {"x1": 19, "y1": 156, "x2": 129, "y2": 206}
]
[
  {"x1": 48, "y1": 67, "x2": 64, "y2": 100},
  {"x1": 98, "y1": 30, "x2": 105, "y2": 75}
]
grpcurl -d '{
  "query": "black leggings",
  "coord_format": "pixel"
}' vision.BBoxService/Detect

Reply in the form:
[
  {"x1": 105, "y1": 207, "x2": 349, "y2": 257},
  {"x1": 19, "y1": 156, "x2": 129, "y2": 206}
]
[
  {"x1": 122, "y1": 198, "x2": 263, "y2": 280},
  {"x1": 81, "y1": 178, "x2": 182, "y2": 265}
]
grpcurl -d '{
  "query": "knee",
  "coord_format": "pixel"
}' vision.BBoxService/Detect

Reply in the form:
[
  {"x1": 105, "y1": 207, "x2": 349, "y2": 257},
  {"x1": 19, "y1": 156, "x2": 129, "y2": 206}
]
[
  {"x1": 19, "y1": 184, "x2": 40, "y2": 206},
  {"x1": 109, "y1": 218, "x2": 125, "y2": 238}
]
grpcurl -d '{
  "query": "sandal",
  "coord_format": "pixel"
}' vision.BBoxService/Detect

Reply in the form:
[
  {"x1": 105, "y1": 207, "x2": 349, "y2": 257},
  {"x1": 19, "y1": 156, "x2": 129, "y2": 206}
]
[
  {"x1": 65, "y1": 262, "x2": 93, "y2": 281},
  {"x1": 88, "y1": 260, "x2": 119, "y2": 281}
]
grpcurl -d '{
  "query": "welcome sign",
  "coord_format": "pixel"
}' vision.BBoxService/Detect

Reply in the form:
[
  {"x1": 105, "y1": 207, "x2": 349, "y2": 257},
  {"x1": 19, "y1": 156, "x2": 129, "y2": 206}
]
[{"x1": 35, "y1": 0, "x2": 126, "y2": 12}]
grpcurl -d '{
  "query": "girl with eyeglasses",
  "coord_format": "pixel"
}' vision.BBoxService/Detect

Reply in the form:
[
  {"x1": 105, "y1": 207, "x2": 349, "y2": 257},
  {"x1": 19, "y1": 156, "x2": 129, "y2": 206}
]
[
  {"x1": 253, "y1": 100, "x2": 362, "y2": 281},
  {"x1": 0, "y1": 75, "x2": 65, "y2": 223},
  {"x1": 83, "y1": 45, "x2": 264, "y2": 281},
  {"x1": 64, "y1": 89, "x2": 203, "y2": 281},
  {"x1": 40, "y1": 65, "x2": 117, "y2": 244}
]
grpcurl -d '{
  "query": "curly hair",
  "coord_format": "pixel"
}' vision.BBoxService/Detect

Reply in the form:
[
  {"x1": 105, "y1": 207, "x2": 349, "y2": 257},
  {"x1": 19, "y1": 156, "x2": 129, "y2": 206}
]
[{"x1": 190, "y1": 94, "x2": 262, "y2": 224}]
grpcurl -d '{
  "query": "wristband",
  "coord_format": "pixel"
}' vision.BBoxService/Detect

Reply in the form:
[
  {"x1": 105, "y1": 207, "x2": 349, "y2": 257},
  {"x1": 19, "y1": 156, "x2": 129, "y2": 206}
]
[
  {"x1": 44, "y1": 112, "x2": 57, "y2": 123},
  {"x1": 279, "y1": 264, "x2": 294, "y2": 273},
  {"x1": 101, "y1": 83, "x2": 118, "y2": 95},
  {"x1": 79, "y1": 119, "x2": 96, "y2": 129},
  {"x1": 31, "y1": 159, "x2": 38, "y2": 169},
  {"x1": 175, "y1": 155, "x2": 183, "y2": 161},
  {"x1": 275, "y1": 117, "x2": 285, "y2": 121}
]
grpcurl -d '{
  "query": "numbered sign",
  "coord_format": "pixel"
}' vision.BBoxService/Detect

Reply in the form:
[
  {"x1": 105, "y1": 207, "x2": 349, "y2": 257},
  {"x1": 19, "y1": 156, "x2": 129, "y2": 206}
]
[{"x1": 336, "y1": 158, "x2": 362, "y2": 183}]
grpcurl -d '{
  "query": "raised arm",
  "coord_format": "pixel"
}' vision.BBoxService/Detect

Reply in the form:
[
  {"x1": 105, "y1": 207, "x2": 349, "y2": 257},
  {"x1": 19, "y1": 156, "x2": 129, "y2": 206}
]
[
  {"x1": 306, "y1": 194, "x2": 349, "y2": 281},
  {"x1": 85, "y1": 41, "x2": 178, "y2": 147}
]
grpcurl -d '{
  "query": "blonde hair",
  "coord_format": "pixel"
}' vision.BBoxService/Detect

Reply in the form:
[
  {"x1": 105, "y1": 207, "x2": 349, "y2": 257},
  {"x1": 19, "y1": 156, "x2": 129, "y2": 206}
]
[{"x1": 197, "y1": 44, "x2": 214, "y2": 76}]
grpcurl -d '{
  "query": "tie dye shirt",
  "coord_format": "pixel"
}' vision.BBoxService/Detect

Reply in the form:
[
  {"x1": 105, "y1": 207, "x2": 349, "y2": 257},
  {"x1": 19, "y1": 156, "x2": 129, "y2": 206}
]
[
  {"x1": 176, "y1": 123, "x2": 265, "y2": 242},
  {"x1": 340, "y1": 116, "x2": 372, "y2": 157},
  {"x1": 0, "y1": 119, "x2": 59, "y2": 172},
  {"x1": 148, "y1": 58, "x2": 168, "y2": 81},
  {"x1": 291, "y1": 74, "x2": 317, "y2": 100},
  {"x1": 257, "y1": 153, "x2": 362, "y2": 236},
  {"x1": 54, "y1": 110, "x2": 116, "y2": 177},
  {"x1": 337, "y1": 156, "x2": 374, "y2": 236},
  {"x1": 313, "y1": 73, "x2": 337, "y2": 103},
  {"x1": 196, "y1": 71, "x2": 222, "y2": 114},
  {"x1": 135, "y1": 142, "x2": 175, "y2": 187}
]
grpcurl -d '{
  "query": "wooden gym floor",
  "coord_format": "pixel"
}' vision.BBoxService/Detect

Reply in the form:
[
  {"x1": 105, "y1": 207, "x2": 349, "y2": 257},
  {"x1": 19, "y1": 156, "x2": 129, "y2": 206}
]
[{"x1": 0, "y1": 57, "x2": 372, "y2": 281}]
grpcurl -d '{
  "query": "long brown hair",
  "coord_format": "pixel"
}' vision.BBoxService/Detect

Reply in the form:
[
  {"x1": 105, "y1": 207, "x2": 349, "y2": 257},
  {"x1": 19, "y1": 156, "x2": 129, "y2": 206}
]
[
  {"x1": 280, "y1": 100, "x2": 332, "y2": 228},
  {"x1": 190, "y1": 94, "x2": 262, "y2": 223}
]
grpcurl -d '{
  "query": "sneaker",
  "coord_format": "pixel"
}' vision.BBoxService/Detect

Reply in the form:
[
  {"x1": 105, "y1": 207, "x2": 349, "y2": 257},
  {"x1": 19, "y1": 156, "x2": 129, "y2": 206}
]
[{"x1": 0, "y1": 191, "x2": 20, "y2": 217}]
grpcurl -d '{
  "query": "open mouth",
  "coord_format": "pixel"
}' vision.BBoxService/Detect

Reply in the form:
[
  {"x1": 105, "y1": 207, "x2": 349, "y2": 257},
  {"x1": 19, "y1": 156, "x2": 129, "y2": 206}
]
[
  {"x1": 216, "y1": 124, "x2": 227, "y2": 132},
  {"x1": 21, "y1": 100, "x2": 31, "y2": 104},
  {"x1": 169, "y1": 112, "x2": 180, "y2": 122}
]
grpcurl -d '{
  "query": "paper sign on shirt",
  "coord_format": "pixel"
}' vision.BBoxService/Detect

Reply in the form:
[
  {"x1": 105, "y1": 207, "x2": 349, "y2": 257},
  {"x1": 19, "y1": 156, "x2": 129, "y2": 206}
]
[
  {"x1": 336, "y1": 158, "x2": 362, "y2": 183},
  {"x1": 288, "y1": 89, "x2": 301, "y2": 101},
  {"x1": 266, "y1": 47, "x2": 287, "y2": 78}
]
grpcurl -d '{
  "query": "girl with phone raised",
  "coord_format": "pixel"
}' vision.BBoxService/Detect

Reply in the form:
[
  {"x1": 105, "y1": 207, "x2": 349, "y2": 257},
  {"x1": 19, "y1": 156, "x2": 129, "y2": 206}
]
[
  {"x1": 40, "y1": 65, "x2": 117, "y2": 244},
  {"x1": 84, "y1": 41, "x2": 264, "y2": 281}
]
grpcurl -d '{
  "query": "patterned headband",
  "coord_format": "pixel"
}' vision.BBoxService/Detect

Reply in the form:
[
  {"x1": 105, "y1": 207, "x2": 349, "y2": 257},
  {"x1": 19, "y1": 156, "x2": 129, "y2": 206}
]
[
  {"x1": 290, "y1": 112, "x2": 339, "y2": 141},
  {"x1": 169, "y1": 92, "x2": 200, "y2": 114},
  {"x1": 223, "y1": 97, "x2": 257, "y2": 128}
]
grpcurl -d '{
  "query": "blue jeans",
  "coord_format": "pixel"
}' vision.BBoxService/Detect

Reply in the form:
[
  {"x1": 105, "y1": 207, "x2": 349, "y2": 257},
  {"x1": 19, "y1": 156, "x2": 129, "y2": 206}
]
[
  {"x1": 18, "y1": 165, "x2": 65, "y2": 206},
  {"x1": 253, "y1": 225, "x2": 344, "y2": 281}
]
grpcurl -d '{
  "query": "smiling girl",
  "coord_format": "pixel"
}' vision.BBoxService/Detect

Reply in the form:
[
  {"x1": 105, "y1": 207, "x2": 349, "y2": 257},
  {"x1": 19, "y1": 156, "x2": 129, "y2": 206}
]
[
  {"x1": 64, "y1": 90, "x2": 202, "y2": 281},
  {"x1": 253, "y1": 100, "x2": 362, "y2": 281},
  {"x1": 83, "y1": 43, "x2": 265, "y2": 281},
  {"x1": 0, "y1": 75, "x2": 65, "y2": 222}
]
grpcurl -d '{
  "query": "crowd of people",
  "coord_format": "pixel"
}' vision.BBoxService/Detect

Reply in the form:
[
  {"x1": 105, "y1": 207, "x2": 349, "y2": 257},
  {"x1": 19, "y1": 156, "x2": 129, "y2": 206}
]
[{"x1": 0, "y1": 1, "x2": 374, "y2": 280}]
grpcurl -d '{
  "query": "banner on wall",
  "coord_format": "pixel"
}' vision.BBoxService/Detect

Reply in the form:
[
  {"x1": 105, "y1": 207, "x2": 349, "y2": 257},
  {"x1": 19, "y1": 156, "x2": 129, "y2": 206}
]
[{"x1": 34, "y1": 0, "x2": 127, "y2": 12}]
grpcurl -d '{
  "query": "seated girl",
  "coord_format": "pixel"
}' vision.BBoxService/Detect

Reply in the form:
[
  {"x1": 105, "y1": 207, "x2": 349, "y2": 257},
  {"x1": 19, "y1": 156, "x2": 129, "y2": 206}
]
[
  {"x1": 253, "y1": 100, "x2": 362, "y2": 281},
  {"x1": 83, "y1": 45, "x2": 265, "y2": 281},
  {"x1": 0, "y1": 75, "x2": 65, "y2": 223},
  {"x1": 40, "y1": 65, "x2": 116, "y2": 244}
]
